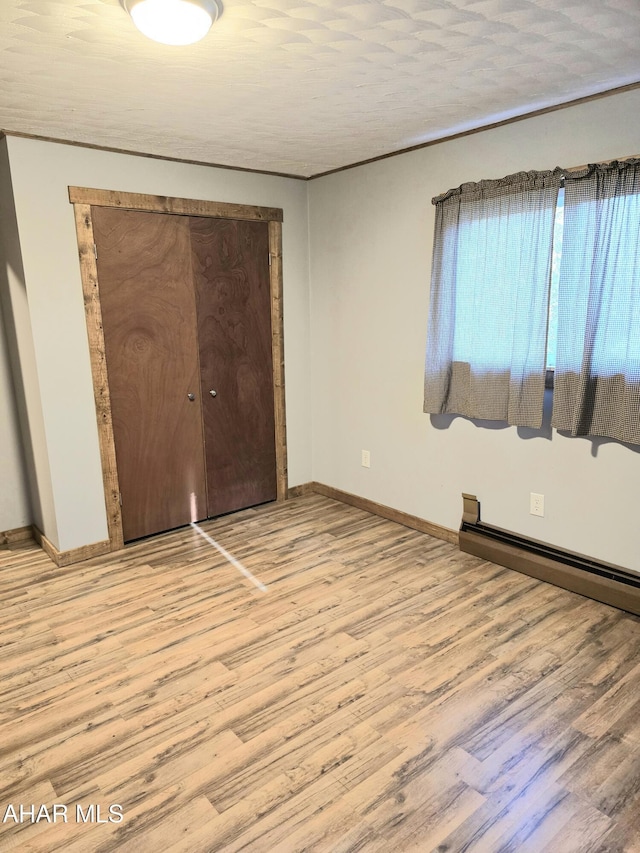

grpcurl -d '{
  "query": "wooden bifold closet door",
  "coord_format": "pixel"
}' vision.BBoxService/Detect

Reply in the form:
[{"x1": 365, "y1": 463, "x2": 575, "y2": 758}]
[
  {"x1": 191, "y1": 217, "x2": 277, "y2": 518},
  {"x1": 92, "y1": 206, "x2": 277, "y2": 543}
]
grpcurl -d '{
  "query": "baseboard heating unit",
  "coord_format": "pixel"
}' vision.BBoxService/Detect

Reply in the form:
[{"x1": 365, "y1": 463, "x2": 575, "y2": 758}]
[{"x1": 459, "y1": 493, "x2": 640, "y2": 617}]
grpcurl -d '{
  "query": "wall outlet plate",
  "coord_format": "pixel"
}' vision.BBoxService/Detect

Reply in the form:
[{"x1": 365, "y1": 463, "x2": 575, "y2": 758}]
[
  {"x1": 530, "y1": 492, "x2": 544, "y2": 517},
  {"x1": 361, "y1": 449, "x2": 371, "y2": 468}
]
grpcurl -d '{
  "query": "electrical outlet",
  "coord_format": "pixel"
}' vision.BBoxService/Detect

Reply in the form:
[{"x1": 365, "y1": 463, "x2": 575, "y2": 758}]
[
  {"x1": 530, "y1": 492, "x2": 544, "y2": 517},
  {"x1": 361, "y1": 449, "x2": 371, "y2": 468}
]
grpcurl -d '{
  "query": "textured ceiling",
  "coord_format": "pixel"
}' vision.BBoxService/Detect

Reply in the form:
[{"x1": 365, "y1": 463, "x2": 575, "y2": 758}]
[{"x1": 1, "y1": 0, "x2": 639, "y2": 177}]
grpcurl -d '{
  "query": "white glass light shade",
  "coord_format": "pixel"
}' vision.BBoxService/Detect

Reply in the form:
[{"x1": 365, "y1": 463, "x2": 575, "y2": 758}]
[{"x1": 121, "y1": 0, "x2": 220, "y2": 46}]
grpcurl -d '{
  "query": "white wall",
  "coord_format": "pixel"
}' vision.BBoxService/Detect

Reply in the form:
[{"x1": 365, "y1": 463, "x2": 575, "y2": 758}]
[
  {"x1": 309, "y1": 89, "x2": 640, "y2": 573},
  {"x1": 4, "y1": 90, "x2": 639, "y2": 567},
  {"x1": 0, "y1": 139, "x2": 46, "y2": 536},
  {"x1": 0, "y1": 305, "x2": 31, "y2": 533},
  {"x1": 5, "y1": 136, "x2": 311, "y2": 551}
]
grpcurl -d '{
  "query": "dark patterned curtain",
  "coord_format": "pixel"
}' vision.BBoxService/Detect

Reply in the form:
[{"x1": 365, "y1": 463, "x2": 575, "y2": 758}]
[
  {"x1": 552, "y1": 160, "x2": 640, "y2": 444},
  {"x1": 424, "y1": 169, "x2": 562, "y2": 428}
]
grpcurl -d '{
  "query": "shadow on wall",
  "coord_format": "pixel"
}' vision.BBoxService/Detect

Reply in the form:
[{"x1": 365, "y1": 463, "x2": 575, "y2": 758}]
[
  {"x1": 430, "y1": 387, "x2": 640, "y2": 458},
  {"x1": 0, "y1": 257, "x2": 41, "y2": 529}
]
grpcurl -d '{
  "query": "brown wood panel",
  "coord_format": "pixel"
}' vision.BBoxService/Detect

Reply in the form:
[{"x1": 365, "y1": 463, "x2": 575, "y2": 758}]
[
  {"x1": 70, "y1": 188, "x2": 283, "y2": 222},
  {"x1": 191, "y1": 217, "x2": 277, "y2": 517},
  {"x1": 268, "y1": 220, "x2": 288, "y2": 502},
  {"x1": 72, "y1": 203, "x2": 124, "y2": 549},
  {"x1": 92, "y1": 207, "x2": 207, "y2": 542}
]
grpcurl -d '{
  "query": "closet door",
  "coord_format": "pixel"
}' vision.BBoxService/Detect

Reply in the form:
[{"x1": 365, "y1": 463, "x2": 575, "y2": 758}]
[
  {"x1": 190, "y1": 217, "x2": 277, "y2": 517},
  {"x1": 92, "y1": 207, "x2": 207, "y2": 542}
]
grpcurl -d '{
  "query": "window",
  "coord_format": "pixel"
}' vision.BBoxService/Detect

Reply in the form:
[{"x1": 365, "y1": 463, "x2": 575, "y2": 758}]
[
  {"x1": 424, "y1": 160, "x2": 640, "y2": 445},
  {"x1": 545, "y1": 187, "x2": 563, "y2": 372},
  {"x1": 424, "y1": 168, "x2": 563, "y2": 429},
  {"x1": 551, "y1": 160, "x2": 640, "y2": 444}
]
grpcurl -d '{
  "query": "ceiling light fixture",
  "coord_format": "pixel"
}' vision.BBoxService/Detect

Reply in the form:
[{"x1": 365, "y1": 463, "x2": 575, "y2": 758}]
[{"x1": 120, "y1": 0, "x2": 221, "y2": 46}]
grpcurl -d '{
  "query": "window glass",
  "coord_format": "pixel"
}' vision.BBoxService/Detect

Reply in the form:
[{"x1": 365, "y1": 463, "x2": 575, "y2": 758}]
[{"x1": 546, "y1": 187, "x2": 564, "y2": 370}]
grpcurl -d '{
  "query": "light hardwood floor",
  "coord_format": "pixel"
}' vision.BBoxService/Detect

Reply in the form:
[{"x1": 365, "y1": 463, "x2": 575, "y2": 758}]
[{"x1": 1, "y1": 494, "x2": 640, "y2": 852}]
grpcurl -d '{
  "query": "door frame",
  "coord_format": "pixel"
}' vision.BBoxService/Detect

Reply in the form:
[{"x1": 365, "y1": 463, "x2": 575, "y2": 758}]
[{"x1": 69, "y1": 186, "x2": 288, "y2": 552}]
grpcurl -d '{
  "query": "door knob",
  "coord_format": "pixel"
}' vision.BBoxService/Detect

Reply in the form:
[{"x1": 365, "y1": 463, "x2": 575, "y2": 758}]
[
  {"x1": 209, "y1": 389, "x2": 217, "y2": 397},
  {"x1": 187, "y1": 393, "x2": 195, "y2": 401}
]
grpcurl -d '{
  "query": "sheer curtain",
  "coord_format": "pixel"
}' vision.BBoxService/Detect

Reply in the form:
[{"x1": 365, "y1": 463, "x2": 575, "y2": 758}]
[
  {"x1": 424, "y1": 170, "x2": 562, "y2": 428},
  {"x1": 552, "y1": 160, "x2": 640, "y2": 445}
]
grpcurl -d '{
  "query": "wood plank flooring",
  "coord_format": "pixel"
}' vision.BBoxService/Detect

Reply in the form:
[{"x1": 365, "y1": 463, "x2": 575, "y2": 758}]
[{"x1": 1, "y1": 494, "x2": 640, "y2": 852}]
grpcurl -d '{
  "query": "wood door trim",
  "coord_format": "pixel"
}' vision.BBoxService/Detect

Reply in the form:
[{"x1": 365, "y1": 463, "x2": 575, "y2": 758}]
[
  {"x1": 71, "y1": 191, "x2": 287, "y2": 556},
  {"x1": 69, "y1": 187, "x2": 283, "y2": 223},
  {"x1": 73, "y1": 203, "x2": 125, "y2": 551},
  {"x1": 269, "y1": 220, "x2": 288, "y2": 501}
]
